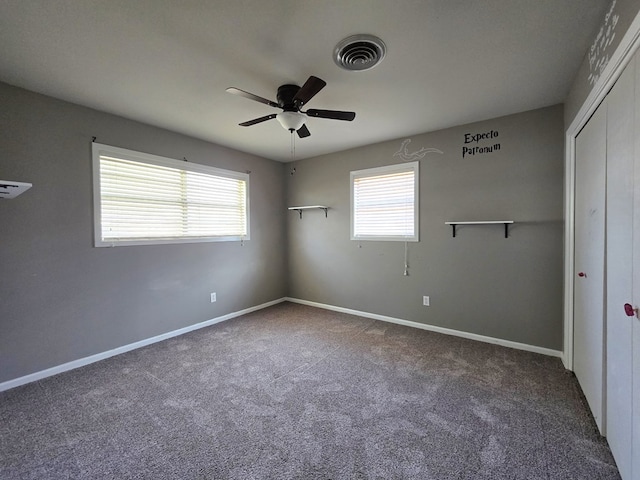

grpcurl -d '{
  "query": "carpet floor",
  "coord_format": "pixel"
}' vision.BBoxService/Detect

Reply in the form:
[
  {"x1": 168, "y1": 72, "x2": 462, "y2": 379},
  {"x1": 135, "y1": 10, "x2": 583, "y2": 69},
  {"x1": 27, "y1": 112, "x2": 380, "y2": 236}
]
[{"x1": 0, "y1": 302, "x2": 621, "y2": 479}]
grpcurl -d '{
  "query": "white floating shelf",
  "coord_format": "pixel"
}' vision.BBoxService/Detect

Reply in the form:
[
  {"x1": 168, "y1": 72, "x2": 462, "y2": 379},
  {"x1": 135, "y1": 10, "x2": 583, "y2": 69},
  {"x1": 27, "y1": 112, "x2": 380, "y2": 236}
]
[
  {"x1": 0, "y1": 180, "x2": 32, "y2": 199},
  {"x1": 288, "y1": 205, "x2": 329, "y2": 219},
  {"x1": 445, "y1": 221, "x2": 514, "y2": 238}
]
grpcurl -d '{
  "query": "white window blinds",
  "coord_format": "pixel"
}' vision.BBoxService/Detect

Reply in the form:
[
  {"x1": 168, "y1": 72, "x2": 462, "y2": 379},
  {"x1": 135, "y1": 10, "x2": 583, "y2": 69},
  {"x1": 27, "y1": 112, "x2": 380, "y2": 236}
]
[
  {"x1": 351, "y1": 162, "x2": 419, "y2": 241},
  {"x1": 92, "y1": 143, "x2": 249, "y2": 246}
]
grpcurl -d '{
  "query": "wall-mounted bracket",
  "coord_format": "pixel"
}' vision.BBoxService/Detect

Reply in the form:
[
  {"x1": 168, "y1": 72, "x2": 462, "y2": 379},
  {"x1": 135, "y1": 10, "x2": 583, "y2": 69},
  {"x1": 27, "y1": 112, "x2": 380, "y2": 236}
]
[
  {"x1": 445, "y1": 221, "x2": 514, "y2": 238},
  {"x1": 288, "y1": 205, "x2": 329, "y2": 219}
]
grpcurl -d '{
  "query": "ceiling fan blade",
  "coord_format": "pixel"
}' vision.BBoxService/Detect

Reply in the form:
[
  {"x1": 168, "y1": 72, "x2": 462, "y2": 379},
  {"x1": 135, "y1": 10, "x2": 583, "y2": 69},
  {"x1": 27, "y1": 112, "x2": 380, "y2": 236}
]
[
  {"x1": 305, "y1": 109, "x2": 356, "y2": 121},
  {"x1": 239, "y1": 114, "x2": 277, "y2": 126},
  {"x1": 293, "y1": 76, "x2": 326, "y2": 107},
  {"x1": 297, "y1": 124, "x2": 311, "y2": 138},
  {"x1": 226, "y1": 87, "x2": 279, "y2": 108}
]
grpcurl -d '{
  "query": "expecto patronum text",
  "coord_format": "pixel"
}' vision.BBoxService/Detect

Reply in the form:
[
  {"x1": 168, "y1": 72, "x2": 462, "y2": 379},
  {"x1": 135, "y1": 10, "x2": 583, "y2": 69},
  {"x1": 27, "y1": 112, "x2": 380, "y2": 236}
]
[{"x1": 462, "y1": 130, "x2": 500, "y2": 158}]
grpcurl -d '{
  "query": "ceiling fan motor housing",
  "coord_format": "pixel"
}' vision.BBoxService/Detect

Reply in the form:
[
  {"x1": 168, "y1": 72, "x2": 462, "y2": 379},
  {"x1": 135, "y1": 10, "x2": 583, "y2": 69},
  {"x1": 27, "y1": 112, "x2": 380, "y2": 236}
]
[{"x1": 277, "y1": 84, "x2": 301, "y2": 110}]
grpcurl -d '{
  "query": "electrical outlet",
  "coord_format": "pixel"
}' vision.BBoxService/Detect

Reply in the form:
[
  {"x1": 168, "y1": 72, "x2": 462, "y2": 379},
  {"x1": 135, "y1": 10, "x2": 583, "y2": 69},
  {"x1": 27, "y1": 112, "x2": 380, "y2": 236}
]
[
  {"x1": 210, "y1": 292, "x2": 217, "y2": 303},
  {"x1": 423, "y1": 296, "x2": 430, "y2": 306}
]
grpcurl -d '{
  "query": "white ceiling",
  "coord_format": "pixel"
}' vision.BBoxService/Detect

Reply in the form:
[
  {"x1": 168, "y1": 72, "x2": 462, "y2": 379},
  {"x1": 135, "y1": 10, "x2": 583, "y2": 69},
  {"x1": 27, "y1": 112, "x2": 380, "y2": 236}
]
[{"x1": 0, "y1": 0, "x2": 608, "y2": 162}]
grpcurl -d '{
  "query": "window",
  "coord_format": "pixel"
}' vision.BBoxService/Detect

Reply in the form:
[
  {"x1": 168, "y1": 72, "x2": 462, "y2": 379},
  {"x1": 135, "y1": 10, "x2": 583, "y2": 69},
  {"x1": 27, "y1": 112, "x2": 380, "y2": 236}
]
[
  {"x1": 92, "y1": 143, "x2": 249, "y2": 247},
  {"x1": 351, "y1": 161, "x2": 419, "y2": 241}
]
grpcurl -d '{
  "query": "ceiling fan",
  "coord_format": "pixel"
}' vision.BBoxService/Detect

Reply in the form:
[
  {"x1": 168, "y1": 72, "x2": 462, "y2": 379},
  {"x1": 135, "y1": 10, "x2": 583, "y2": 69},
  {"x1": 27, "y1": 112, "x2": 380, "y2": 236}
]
[{"x1": 226, "y1": 76, "x2": 356, "y2": 138}]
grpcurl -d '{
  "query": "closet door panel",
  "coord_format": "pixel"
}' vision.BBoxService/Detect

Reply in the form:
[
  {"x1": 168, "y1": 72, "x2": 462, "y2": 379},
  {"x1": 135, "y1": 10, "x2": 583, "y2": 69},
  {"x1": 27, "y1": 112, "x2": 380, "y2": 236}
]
[
  {"x1": 605, "y1": 54, "x2": 635, "y2": 480},
  {"x1": 631, "y1": 52, "x2": 640, "y2": 480},
  {"x1": 574, "y1": 101, "x2": 607, "y2": 433}
]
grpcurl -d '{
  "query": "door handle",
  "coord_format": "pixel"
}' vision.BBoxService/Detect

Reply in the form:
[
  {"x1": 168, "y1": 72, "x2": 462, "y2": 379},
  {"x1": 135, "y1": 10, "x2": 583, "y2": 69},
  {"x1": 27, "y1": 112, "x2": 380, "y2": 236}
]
[
  {"x1": 624, "y1": 303, "x2": 638, "y2": 318},
  {"x1": 578, "y1": 272, "x2": 587, "y2": 278}
]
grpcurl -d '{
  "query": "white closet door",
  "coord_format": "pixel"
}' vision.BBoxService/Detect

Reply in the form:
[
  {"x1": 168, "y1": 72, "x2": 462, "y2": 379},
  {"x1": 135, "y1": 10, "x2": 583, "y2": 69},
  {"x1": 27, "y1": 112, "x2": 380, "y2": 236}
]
[
  {"x1": 632, "y1": 51, "x2": 640, "y2": 480},
  {"x1": 574, "y1": 100, "x2": 607, "y2": 433},
  {"x1": 606, "y1": 53, "x2": 635, "y2": 480}
]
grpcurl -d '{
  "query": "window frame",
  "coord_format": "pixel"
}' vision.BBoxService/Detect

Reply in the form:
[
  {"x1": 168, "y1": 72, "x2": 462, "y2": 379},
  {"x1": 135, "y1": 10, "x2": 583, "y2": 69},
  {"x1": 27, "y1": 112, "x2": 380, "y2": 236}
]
[
  {"x1": 92, "y1": 143, "x2": 250, "y2": 247},
  {"x1": 350, "y1": 161, "x2": 419, "y2": 242}
]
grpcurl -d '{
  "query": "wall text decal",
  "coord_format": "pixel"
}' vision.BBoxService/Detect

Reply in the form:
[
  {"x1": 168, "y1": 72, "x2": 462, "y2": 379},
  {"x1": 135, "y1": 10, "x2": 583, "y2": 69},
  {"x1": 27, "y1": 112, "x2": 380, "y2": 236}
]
[
  {"x1": 462, "y1": 129, "x2": 500, "y2": 158},
  {"x1": 393, "y1": 139, "x2": 443, "y2": 161},
  {"x1": 588, "y1": 0, "x2": 620, "y2": 86}
]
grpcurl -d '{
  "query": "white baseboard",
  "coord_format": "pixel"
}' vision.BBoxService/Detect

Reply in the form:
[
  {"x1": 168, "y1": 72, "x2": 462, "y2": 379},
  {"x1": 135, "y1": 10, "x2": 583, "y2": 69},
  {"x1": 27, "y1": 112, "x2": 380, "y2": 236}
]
[
  {"x1": 285, "y1": 297, "x2": 563, "y2": 358},
  {"x1": 1, "y1": 296, "x2": 562, "y2": 392},
  {"x1": 0, "y1": 298, "x2": 287, "y2": 393}
]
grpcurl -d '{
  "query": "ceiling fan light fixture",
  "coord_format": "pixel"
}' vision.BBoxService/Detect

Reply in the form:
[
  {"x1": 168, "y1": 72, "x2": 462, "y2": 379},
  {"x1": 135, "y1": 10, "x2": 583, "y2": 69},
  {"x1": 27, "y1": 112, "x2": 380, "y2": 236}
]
[
  {"x1": 334, "y1": 34, "x2": 386, "y2": 71},
  {"x1": 276, "y1": 111, "x2": 305, "y2": 131}
]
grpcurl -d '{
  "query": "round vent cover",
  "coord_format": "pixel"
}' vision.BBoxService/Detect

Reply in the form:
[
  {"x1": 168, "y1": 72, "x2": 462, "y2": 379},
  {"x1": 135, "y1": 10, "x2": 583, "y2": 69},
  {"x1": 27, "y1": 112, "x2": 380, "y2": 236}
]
[{"x1": 334, "y1": 34, "x2": 386, "y2": 71}]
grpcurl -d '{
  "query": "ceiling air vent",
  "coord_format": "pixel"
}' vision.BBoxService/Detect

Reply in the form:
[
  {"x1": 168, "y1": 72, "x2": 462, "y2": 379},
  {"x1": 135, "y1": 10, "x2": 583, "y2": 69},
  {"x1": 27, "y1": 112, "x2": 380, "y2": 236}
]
[{"x1": 334, "y1": 34, "x2": 386, "y2": 71}]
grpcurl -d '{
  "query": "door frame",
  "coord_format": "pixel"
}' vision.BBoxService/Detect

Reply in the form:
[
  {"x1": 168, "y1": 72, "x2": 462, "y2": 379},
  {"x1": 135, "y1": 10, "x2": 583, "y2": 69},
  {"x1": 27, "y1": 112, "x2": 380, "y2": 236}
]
[{"x1": 563, "y1": 11, "x2": 640, "y2": 370}]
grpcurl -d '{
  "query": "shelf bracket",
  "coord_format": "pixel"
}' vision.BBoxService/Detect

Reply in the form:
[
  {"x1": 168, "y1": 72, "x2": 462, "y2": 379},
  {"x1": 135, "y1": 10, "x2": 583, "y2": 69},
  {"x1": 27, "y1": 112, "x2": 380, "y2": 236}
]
[
  {"x1": 288, "y1": 205, "x2": 329, "y2": 219},
  {"x1": 445, "y1": 221, "x2": 514, "y2": 239}
]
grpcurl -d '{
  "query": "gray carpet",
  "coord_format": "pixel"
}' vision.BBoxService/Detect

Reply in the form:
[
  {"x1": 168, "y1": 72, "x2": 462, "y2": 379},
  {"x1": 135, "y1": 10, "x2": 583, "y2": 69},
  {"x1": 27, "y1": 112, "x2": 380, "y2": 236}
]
[{"x1": 1, "y1": 302, "x2": 620, "y2": 479}]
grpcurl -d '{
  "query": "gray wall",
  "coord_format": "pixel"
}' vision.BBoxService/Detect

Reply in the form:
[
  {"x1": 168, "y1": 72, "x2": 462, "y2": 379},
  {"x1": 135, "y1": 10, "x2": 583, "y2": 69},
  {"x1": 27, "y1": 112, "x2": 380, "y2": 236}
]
[
  {"x1": 0, "y1": 83, "x2": 564, "y2": 385},
  {"x1": 287, "y1": 105, "x2": 564, "y2": 350},
  {"x1": 0, "y1": 82, "x2": 287, "y2": 383},
  {"x1": 565, "y1": 0, "x2": 640, "y2": 126}
]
